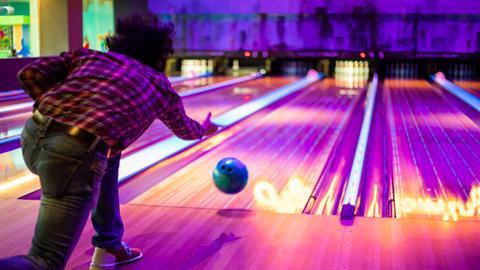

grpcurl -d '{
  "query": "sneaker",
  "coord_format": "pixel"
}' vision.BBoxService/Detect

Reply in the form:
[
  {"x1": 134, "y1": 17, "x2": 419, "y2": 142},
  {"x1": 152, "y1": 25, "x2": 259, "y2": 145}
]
[{"x1": 90, "y1": 242, "x2": 143, "y2": 269}]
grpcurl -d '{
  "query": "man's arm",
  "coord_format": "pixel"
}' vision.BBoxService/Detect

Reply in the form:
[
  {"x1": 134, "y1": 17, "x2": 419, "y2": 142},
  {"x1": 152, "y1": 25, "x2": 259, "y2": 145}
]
[
  {"x1": 17, "y1": 51, "x2": 73, "y2": 100},
  {"x1": 159, "y1": 92, "x2": 205, "y2": 140}
]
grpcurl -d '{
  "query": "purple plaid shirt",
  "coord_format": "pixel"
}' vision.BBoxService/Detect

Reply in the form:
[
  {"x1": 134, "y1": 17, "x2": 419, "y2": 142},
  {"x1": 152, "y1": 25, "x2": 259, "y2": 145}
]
[{"x1": 18, "y1": 48, "x2": 205, "y2": 154}]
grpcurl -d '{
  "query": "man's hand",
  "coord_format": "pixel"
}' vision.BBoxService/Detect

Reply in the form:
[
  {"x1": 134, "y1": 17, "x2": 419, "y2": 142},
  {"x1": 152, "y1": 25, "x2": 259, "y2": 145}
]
[{"x1": 202, "y1": 112, "x2": 219, "y2": 136}]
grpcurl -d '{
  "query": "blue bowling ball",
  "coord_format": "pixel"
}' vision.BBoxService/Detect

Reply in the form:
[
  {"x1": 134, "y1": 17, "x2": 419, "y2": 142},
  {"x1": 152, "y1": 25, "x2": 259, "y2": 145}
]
[{"x1": 213, "y1": 157, "x2": 248, "y2": 194}]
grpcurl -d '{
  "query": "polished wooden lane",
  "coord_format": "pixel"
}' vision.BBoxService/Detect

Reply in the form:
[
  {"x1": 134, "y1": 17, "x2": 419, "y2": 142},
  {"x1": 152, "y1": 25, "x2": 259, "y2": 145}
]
[
  {"x1": 380, "y1": 80, "x2": 480, "y2": 221},
  {"x1": 0, "y1": 199, "x2": 478, "y2": 269}
]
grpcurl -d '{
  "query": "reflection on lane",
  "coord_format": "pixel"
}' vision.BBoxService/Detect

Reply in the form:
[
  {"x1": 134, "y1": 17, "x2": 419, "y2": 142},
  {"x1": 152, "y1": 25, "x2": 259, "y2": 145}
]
[
  {"x1": 0, "y1": 112, "x2": 30, "y2": 141},
  {"x1": 361, "y1": 80, "x2": 480, "y2": 221},
  {"x1": 0, "y1": 149, "x2": 37, "y2": 198}
]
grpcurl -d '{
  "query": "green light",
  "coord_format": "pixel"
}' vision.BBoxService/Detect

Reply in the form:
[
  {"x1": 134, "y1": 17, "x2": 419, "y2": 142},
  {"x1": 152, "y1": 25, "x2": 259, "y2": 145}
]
[{"x1": 0, "y1": 15, "x2": 29, "y2": 26}]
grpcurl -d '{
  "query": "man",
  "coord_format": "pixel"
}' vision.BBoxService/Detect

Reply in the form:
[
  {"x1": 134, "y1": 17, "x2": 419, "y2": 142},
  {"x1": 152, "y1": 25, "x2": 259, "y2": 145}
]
[{"x1": 0, "y1": 14, "x2": 217, "y2": 269}]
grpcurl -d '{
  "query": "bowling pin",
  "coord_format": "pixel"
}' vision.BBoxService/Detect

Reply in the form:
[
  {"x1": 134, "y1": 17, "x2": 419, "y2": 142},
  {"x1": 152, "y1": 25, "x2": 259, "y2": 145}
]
[{"x1": 207, "y1": 59, "x2": 213, "y2": 73}]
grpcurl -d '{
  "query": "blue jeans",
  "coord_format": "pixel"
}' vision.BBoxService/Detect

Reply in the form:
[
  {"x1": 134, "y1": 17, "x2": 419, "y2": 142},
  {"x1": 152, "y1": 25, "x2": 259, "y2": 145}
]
[{"x1": 0, "y1": 118, "x2": 124, "y2": 269}]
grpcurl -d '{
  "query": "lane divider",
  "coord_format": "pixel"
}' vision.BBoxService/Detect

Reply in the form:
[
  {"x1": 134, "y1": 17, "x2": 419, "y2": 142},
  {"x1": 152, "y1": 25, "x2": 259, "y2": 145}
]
[
  {"x1": 340, "y1": 74, "x2": 379, "y2": 220},
  {"x1": 118, "y1": 71, "x2": 322, "y2": 182},
  {"x1": 430, "y1": 73, "x2": 480, "y2": 113}
]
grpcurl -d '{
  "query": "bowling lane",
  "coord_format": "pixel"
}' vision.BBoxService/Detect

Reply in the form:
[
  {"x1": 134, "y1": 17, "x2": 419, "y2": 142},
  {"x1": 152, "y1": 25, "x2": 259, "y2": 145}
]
[
  {"x1": 0, "y1": 76, "x2": 235, "y2": 143},
  {"x1": 0, "y1": 94, "x2": 31, "y2": 107},
  {"x1": 170, "y1": 76, "x2": 235, "y2": 93},
  {"x1": 0, "y1": 90, "x2": 24, "y2": 99},
  {"x1": 123, "y1": 76, "x2": 296, "y2": 156},
  {"x1": 454, "y1": 81, "x2": 480, "y2": 98},
  {"x1": 362, "y1": 80, "x2": 480, "y2": 221},
  {"x1": 130, "y1": 79, "x2": 365, "y2": 214},
  {"x1": 0, "y1": 76, "x2": 295, "y2": 198},
  {"x1": 0, "y1": 111, "x2": 31, "y2": 141}
]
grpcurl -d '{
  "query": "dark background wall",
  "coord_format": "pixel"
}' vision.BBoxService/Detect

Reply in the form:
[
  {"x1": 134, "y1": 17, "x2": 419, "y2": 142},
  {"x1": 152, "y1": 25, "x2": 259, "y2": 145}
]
[
  {"x1": 149, "y1": 0, "x2": 480, "y2": 53},
  {"x1": 0, "y1": 57, "x2": 36, "y2": 91},
  {"x1": 114, "y1": 0, "x2": 148, "y2": 20}
]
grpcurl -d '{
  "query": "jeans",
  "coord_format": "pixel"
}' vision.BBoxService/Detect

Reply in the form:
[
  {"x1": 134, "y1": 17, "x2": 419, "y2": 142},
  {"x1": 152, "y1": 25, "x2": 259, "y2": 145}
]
[{"x1": 0, "y1": 118, "x2": 124, "y2": 270}]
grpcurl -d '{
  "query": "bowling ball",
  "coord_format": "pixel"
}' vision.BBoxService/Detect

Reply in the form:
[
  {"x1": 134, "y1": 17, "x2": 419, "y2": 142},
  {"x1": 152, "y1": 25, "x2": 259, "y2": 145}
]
[{"x1": 212, "y1": 158, "x2": 248, "y2": 194}]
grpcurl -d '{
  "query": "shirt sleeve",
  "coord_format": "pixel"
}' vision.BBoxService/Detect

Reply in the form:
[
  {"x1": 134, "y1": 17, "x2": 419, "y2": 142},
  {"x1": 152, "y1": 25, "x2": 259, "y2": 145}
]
[
  {"x1": 158, "y1": 81, "x2": 205, "y2": 140},
  {"x1": 17, "y1": 51, "x2": 73, "y2": 101}
]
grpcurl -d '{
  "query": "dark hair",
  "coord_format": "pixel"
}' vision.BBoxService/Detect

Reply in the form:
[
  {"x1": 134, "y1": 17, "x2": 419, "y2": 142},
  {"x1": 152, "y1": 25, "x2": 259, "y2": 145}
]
[{"x1": 106, "y1": 13, "x2": 174, "y2": 70}]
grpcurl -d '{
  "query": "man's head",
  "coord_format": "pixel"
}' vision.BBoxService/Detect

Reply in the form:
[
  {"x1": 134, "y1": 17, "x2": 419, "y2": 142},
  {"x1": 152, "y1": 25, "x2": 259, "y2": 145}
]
[{"x1": 106, "y1": 13, "x2": 174, "y2": 71}]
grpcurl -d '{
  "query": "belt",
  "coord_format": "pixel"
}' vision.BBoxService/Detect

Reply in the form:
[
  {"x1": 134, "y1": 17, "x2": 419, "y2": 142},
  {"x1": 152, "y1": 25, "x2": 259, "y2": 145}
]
[{"x1": 32, "y1": 110, "x2": 111, "y2": 158}]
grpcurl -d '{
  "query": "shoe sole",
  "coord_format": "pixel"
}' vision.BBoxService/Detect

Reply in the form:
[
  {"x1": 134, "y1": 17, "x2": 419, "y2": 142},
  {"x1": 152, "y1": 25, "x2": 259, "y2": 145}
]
[{"x1": 90, "y1": 252, "x2": 143, "y2": 269}]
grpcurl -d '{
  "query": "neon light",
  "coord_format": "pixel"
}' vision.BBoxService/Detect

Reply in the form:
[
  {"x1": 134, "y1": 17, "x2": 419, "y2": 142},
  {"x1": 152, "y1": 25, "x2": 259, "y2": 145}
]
[
  {"x1": 254, "y1": 177, "x2": 311, "y2": 214},
  {"x1": 341, "y1": 74, "x2": 379, "y2": 218},
  {"x1": 399, "y1": 186, "x2": 480, "y2": 221},
  {"x1": 0, "y1": 15, "x2": 29, "y2": 26},
  {"x1": 431, "y1": 74, "x2": 480, "y2": 113}
]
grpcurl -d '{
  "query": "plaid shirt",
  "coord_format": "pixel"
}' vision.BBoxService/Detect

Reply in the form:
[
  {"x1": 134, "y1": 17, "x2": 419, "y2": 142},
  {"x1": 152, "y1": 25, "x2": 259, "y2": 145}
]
[{"x1": 18, "y1": 49, "x2": 205, "y2": 154}]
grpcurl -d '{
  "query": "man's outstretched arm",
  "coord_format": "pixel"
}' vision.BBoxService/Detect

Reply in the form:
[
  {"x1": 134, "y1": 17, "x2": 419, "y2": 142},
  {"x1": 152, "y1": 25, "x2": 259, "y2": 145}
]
[{"x1": 159, "y1": 92, "x2": 206, "y2": 140}]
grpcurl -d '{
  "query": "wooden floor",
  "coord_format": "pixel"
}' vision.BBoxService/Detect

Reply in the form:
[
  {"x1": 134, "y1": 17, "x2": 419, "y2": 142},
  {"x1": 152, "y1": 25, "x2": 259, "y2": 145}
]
[{"x1": 0, "y1": 199, "x2": 479, "y2": 269}]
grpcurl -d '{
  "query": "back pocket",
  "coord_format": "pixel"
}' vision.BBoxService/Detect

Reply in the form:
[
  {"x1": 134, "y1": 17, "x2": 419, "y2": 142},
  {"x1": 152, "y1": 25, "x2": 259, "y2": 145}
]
[
  {"x1": 36, "y1": 147, "x2": 82, "y2": 198},
  {"x1": 21, "y1": 129, "x2": 39, "y2": 174}
]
